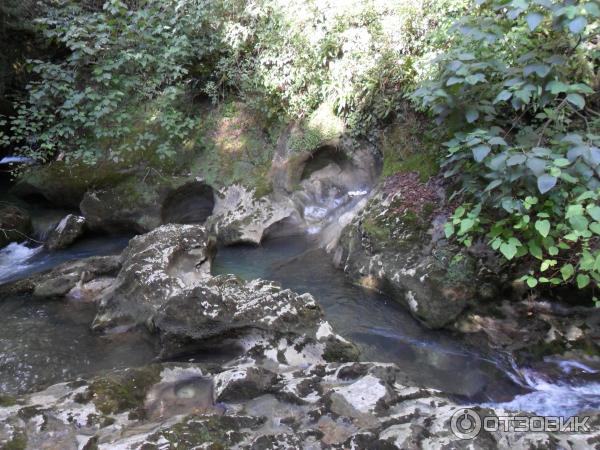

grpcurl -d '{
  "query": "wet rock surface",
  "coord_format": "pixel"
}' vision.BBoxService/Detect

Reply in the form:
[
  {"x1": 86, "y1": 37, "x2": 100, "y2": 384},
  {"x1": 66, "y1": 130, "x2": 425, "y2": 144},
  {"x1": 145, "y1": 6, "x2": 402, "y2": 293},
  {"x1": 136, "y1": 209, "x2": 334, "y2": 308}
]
[
  {"x1": 0, "y1": 255, "x2": 121, "y2": 299},
  {"x1": 0, "y1": 204, "x2": 32, "y2": 248},
  {"x1": 86, "y1": 224, "x2": 355, "y2": 362},
  {"x1": 335, "y1": 174, "x2": 503, "y2": 329},
  {"x1": 44, "y1": 214, "x2": 86, "y2": 250},
  {"x1": 207, "y1": 185, "x2": 298, "y2": 245}
]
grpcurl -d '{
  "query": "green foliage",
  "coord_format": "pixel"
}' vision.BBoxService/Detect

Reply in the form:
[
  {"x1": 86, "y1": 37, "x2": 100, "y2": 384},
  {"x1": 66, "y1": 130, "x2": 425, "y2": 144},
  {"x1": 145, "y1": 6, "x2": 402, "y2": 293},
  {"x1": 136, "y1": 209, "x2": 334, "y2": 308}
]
[
  {"x1": 416, "y1": 0, "x2": 600, "y2": 294},
  {"x1": 1, "y1": 0, "x2": 231, "y2": 165},
  {"x1": 1, "y1": 0, "x2": 467, "y2": 166}
]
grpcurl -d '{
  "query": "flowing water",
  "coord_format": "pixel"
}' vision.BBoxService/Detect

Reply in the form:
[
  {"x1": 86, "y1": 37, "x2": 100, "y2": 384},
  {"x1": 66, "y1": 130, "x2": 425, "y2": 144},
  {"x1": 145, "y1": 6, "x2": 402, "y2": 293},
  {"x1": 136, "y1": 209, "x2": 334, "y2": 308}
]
[
  {"x1": 0, "y1": 219, "x2": 599, "y2": 415},
  {"x1": 0, "y1": 236, "x2": 157, "y2": 395},
  {"x1": 212, "y1": 234, "x2": 600, "y2": 416}
]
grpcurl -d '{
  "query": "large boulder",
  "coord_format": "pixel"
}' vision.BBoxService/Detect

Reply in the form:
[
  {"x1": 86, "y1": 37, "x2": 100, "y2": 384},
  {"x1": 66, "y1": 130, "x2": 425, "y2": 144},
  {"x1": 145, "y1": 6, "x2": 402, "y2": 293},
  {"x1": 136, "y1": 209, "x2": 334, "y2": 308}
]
[
  {"x1": 11, "y1": 161, "x2": 133, "y2": 208},
  {"x1": 91, "y1": 224, "x2": 216, "y2": 332},
  {"x1": 92, "y1": 224, "x2": 355, "y2": 361},
  {"x1": 80, "y1": 178, "x2": 215, "y2": 233},
  {"x1": 207, "y1": 185, "x2": 298, "y2": 245},
  {"x1": 335, "y1": 173, "x2": 503, "y2": 329},
  {"x1": 80, "y1": 178, "x2": 166, "y2": 233},
  {"x1": 45, "y1": 214, "x2": 86, "y2": 250},
  {"x1": 0, "y1": 204, "x2": 32, "y2": 248}
]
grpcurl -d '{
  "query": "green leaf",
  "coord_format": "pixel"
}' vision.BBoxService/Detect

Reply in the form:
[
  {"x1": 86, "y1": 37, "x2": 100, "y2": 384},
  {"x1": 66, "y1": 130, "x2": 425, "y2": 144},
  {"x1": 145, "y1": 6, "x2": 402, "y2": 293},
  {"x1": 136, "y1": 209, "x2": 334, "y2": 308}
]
[
  {"x1": 546, "y1": 80, "x2": 569, "y2": 94},
  {"x1": 446, "y1": 77, "x2": 463, "y2": 86},
  {"x1": 568, "y1": 16, "x2": 587, "y2": 34},
  {"x1": 525, "y1": 12, "x2": 544, "y2": 31},
  {"x1": 459, "y1": 218, "x2": 475, "y2": 235},
  {"x1": 500, "y1": 242, "x2": 518, "y2": 260},
  {"x1": 493, "y1": 90, "x2": 512, "y2": 103},
  {"x1": 560, "y1": 264, "x2": 574, "y2": 281},
  {"x1": 586, "y1": 205, "x2": 600, "y2": 221},
  {"x1": 488, "y1": 136, "x2": 507, "y2": 146},
  {"x1": 472, "y1": 145, "x2": 491, "y2": 162},
  {"x1": 444, "y1": 222, "x2": 455, "y2": 238},
  {"x1": 569, "y1": 215, "x2": 589, "y2": 231},
  {"x1": 566, "y1": 93, "x2": 585, "y2": 109},
  {"x1": 537, "y1": 174, "x2": 557, "y2": 194},
  {"x1": 577, "y1": 274, "x2": 590, "y2": 289},
  {"x1": 589, "y1": 222, "x2": 600, "y2": 235},
  {"x1": 528, "y1": 240, "x2": 543, "y2": 260},
  {"x1": 526, "y1": 277, "x2": 538, "y2": 288},
  {"x1": 535, "y1": 219, "x2": 551, "y2": 237},
  {"x1": 507, "y1": 154, "x2": 526, "y2": 166},
  {"x1": 465, "y1": 108, "x2": 479, "y2": 123},
  {"x1": 465, "y1": 73, "x2": 486, "y2": 85}
]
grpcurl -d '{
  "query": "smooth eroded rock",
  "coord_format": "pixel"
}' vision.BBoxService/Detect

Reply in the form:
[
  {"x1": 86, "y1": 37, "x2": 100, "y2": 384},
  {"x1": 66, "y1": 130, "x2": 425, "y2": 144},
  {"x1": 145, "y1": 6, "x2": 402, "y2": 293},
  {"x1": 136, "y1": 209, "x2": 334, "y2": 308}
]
[{"x1": 45, "y1": 214, "x2": 86, "y2": 250}]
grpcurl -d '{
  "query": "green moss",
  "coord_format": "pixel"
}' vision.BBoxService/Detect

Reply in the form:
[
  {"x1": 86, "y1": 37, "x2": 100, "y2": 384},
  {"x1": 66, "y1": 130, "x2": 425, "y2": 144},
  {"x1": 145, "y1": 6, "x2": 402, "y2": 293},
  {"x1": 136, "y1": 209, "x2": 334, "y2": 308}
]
[
  {"x1": 146, "y1": 415, "x2": 256, "y2": 449},
  {"x1": 188, "y1": 101, "x2": 278, "y2": 196},
  {"x1": 383, "y1": 152, "x2": 439, "y2": 182},
  {"x1": 443, "y1": 251, "x2": 477, "y2": 286},
  {"x1": 362, "y1": 217, "x2": 389, "y2": 242},
  {"x1": 288, "y1": 102, "x2": 344, "y2": 153},
  {"x1": 380, "y1": 112, "x2": 440, "y2": 182},
  {"x1": 2, "y1": 431, "x2": 27, "y2": 450},
  {"x1": 79, "y1": 365, "x2": 162, "y2": 418},
  {"x1": 0, "y1": 394, "x2": 17, "y2": 407},
  {"x1": 323, "y1": 338, "x2": 361, "y2": 363}
]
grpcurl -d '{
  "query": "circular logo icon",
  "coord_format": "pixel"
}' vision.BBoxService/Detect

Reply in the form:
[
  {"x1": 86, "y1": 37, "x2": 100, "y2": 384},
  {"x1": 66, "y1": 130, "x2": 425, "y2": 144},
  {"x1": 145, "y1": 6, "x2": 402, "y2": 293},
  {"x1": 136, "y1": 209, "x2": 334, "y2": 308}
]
[{"x1": 451, "y1": 408, "x2": 482, "y2": 440}]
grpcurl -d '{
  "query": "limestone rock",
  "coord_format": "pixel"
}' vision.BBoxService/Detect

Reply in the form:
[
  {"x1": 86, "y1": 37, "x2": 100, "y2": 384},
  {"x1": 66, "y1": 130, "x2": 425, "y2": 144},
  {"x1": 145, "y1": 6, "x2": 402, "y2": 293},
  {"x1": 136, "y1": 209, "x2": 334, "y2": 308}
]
[
  {"x1": 207, "y1": 185, "x2": 298, "y2": 245},
  {"x1": 91, "y1": 224, "x2": 216, "y2": 332},
  {"x1": 335, "y1": 174, "x2": 502, "y2": 328},
  {"x1": 1, "y1": 361, "x2": 596, "y2": 450},
  {"x1": 45, "y1": 214, "x2": 86, "y2": 250},
  {"x1": 1, "y1": 255, "x2": 121, "y2": 299}
]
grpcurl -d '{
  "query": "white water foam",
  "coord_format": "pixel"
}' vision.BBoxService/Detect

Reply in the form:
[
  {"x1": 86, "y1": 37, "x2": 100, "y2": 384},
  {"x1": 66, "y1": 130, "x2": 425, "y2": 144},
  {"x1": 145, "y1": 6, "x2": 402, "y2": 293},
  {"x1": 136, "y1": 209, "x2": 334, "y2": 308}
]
[
  {"x1": 0, "y1": 156, "x2": 34, "y2": 164},
  {"x1": 485, "y1": 363, "x2": 600, "y2": 417},
  {"x1": 0, "y1": 242, "x2": 43, "y2": 284}
]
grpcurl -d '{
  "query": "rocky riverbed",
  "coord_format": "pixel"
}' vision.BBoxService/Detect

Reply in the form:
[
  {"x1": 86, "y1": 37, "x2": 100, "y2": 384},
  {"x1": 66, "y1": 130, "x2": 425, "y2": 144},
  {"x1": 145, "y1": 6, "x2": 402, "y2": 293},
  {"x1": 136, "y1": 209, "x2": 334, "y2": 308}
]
[{"x1": 0, "y1": 131, "x2": 599, "y2": 448}]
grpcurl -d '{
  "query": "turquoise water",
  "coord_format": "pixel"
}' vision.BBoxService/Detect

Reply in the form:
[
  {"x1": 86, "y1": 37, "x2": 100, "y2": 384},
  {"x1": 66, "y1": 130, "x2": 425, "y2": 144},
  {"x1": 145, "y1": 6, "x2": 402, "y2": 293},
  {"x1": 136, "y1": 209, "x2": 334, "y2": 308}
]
[{"x1": 212, "y1": 234, "x2": 525, "y2": 402}]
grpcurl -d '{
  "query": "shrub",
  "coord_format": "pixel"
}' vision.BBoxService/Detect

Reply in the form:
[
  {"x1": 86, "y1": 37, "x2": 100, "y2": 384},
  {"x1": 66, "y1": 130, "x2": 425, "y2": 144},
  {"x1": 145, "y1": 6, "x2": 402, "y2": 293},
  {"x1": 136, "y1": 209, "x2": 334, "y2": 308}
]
[{"x1": 412, "y1": 0, "x2": 600, "y2": 296}]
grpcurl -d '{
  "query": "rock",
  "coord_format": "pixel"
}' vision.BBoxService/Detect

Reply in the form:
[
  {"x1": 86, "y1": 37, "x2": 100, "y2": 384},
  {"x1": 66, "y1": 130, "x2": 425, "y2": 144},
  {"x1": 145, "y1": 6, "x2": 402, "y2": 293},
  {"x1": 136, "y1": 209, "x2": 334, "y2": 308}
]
[
  {"x1": 91, "y1": 224, "x2": 355, "y2": 362},
  {"x1": 335, "y1": 174, "x2": 502, "y2": 328},
  {"x1": 1, "y1": 361, "x2": 597, "y2": 449},
  {"x1": 207, "y1": 185, "x2": 298, "y2": 245},
  {"x1": 80, "y1": 178, "x2": 215, "y2": 233},
  {"x1": 1, "y1": 255, "x2": 121, "y2": 299},
  {"x1": 91, "y1": 224, "x2": 216, "y2": 332},
  {"x1": 454, "y1": 299, "x2": 600, "y2": 361},
  {"x1": 11, "y1": 161, "x2": 133, "y2": 208},
  {"x1": 45, "y1": 214, "x2": 86, "y2": 250},
  {"x1": 0, "y1": 204, "x2": 32, "y2": 248},
  {"x1": 150, "y1": 276, "x2": 324, "y2": 358},
  {"x1": 80, "y1": 178, "x2": 165, "y2": 233}
]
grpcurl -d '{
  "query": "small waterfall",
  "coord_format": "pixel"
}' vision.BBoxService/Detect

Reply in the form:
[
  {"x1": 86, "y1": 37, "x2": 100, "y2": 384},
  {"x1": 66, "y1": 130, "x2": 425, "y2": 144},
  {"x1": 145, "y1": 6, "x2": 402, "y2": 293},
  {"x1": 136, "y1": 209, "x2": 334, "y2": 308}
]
[
  {"x1": 485, "y1": 356, "x2": 600, "y2": 416},
  {"x1": 0, "y1": 242, "x2": 44, "y2": 284}
]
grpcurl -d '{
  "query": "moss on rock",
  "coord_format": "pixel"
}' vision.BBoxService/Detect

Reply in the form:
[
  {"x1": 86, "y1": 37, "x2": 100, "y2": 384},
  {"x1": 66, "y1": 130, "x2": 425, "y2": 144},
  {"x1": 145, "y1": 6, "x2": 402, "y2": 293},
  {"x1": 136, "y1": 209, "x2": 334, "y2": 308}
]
[
  {"x1": 144, "y1": 415, "x2": 259, "y2": 449},
  {"x1": 77, "y1": 365, "x2": 162, "y2": 418}
]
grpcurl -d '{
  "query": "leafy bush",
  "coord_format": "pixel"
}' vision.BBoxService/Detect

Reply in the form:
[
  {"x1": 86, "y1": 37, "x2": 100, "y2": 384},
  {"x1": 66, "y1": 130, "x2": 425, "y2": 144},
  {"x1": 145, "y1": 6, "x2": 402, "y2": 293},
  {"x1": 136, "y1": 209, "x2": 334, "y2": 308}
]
[
  {"x1": 1, "y1": 0, "x2": 468, "y2": 167},
  {"x1": 412, "y1": 0, "x2": 600, "y2": 295},
  {"x1": 1, "y1": 0, "x2": 235, "y2": 165}
]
